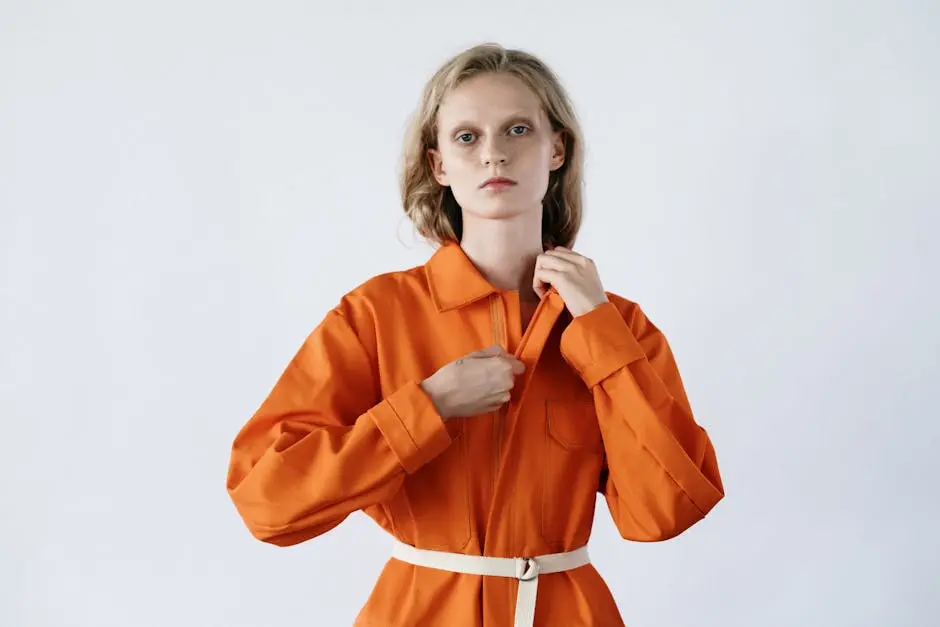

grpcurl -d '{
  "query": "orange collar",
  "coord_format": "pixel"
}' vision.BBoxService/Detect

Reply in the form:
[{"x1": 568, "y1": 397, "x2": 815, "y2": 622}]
[{"x1": 425, "y1": 241, "x2": 559, "y2": 312}]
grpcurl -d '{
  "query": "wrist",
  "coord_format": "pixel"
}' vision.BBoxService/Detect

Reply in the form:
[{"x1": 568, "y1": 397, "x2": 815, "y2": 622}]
[
  {"x1": 572, "y1": 296, "x2": 609, "y2": 318},
  {"x1": 419, "y1": 378, "x2": 450, "y2": 420}
]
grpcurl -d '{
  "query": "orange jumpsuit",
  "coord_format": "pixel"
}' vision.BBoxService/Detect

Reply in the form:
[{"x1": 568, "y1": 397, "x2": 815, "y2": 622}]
[{"x1": 226, "y1": 241, "x2": 725, "y2": 626}]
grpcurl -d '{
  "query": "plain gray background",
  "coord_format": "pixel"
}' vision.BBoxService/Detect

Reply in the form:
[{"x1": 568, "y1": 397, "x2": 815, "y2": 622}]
[{"x1": 2, "y1": 1, "x2": 938, "y2": 626}]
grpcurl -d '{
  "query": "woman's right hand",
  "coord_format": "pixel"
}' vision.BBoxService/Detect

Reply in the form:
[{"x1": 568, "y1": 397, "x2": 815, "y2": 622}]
[{"x1": 419, "y1": 345, "x2": 526, "y2": 420}]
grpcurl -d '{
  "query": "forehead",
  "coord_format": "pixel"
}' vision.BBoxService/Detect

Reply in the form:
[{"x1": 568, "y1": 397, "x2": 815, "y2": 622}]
[{"x1": 437, "y1": 72, "x2": 544, "y2": 125}]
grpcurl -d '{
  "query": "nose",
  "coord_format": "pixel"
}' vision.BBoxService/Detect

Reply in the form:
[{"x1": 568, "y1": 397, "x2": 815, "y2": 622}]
[{"x1": 480, "y1": 136, "x2": 509, "y2": 166}]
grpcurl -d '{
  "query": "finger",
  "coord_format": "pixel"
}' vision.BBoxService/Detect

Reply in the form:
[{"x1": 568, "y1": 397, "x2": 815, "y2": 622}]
[
  {"x1": 507, "y1": 357, "x2": 526, "y2": 375},
  {"x1": 490, "y1": 390, "x2": 513, "y2": 404},
  {"x1": 533, "y1": 258, "x2": 559, "y2": 297},
  {"x1": 533, "y1": 267, "x2": 564, "y2": 295},
  {"x1": 537, "y1": 252, "x2": 576, "y2": 271},
  {"x1": 472, "y1": 344, "x2": 507, "y2": 358},
  {"x1": 489, "y1": 355, "x2": 524, "y2": 378},
  {"x1": 545, "y1": 248, "x2": 592, "y2": 267},
  {"x1": 533, "y1": 280, "x2": 548, "y2": 299}
]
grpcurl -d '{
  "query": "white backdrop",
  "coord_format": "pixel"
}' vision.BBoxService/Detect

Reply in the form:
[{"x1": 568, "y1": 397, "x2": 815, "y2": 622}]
[{"x1": 2, "y1": 1, "x2": 938, "y2": 626}]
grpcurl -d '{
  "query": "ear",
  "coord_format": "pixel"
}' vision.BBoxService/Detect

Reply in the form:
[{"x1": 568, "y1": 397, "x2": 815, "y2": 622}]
[
  {"x1": 548, "y1": 130, "x2": 566, "y2": 171},
  {"x1": 427, "y1": 148, "x2": 449, "y2": 186}
]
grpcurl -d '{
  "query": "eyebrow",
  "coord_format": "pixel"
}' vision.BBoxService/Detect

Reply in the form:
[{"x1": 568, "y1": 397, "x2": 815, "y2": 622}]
[{"x1": 444, "y1": 113, "x2": 539, "y2": 136}]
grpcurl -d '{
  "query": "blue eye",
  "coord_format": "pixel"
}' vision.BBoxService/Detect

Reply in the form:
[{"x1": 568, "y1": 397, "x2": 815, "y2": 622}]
[
  {"x1": 456, "y1": 133, "x2": 474, "y2": 143},
  {"x1": 509, "y1": 125, "x2": 529, "y2": 136}
]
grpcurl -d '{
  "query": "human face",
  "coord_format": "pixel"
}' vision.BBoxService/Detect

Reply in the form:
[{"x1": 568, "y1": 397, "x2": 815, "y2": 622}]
[{"x1": 428, "y1": 73, "x2": 565, "y2": 223}]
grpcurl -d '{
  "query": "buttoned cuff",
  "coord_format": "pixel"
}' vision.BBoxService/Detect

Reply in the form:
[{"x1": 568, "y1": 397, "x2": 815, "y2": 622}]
[
  {"x1": 560, "y1": 301, "x2": 647, "y2": 388},
  {"x1": 369, "y1": 379, "x2": 452, "y2": 474}
]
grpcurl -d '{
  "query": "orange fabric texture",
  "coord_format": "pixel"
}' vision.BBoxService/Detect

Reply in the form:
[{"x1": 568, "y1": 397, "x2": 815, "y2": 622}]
[{"x1": 226, "y1": 241, "x2": 725, "y2": 626}]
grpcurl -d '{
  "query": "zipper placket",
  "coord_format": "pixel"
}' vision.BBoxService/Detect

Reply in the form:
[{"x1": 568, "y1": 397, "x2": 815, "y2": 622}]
[{"x1": 489, "y1": 294, "x2": 508, "y2": 500}]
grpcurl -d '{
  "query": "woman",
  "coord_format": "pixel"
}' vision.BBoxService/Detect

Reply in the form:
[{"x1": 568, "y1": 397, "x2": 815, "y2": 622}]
[{"x1": 226, "y1": 42, "x2": 724, "y2": 627}]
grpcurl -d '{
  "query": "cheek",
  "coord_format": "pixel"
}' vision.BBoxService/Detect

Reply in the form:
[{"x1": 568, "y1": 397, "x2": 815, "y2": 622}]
[
  {"x1": 443, "y1": 157, "x2": 480, "y2": 207},
  {"x1": 442, "y1": 153, "x2": 479, "y2": 190},
  {"x1": 440, "y1": 150, "x2": 472, "y2": 175},
  {"x1": 521, "y1": 150, "x2": 553, "y2": 189}
]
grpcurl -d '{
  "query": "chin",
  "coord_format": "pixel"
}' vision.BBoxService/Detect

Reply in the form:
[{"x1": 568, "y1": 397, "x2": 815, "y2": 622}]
[
  {"x1": 462, "y1": 204, "x2": 531, "y2": 221},
  {"x1": 459, "y1": 192, "x2": 538, "y2": 221}
]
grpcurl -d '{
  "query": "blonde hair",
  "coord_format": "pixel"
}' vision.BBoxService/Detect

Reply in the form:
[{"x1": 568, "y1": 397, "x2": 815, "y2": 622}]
[{"x1": 400, "y1": 43, "x2": 585, "y2": 249}]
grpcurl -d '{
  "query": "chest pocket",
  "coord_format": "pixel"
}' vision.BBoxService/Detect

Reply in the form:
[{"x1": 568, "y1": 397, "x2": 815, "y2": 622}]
[
  {"x1": 546, "y1": 399, "x2": 603, "y2": 452},
  {"x1": 541, "y1": 399, "x2": 605, "y2": 549}
]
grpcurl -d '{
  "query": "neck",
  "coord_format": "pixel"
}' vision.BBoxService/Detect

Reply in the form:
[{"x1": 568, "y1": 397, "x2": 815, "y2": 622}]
[{"x1": 458, "y1": 212, "x2": 544, "y2": 302}]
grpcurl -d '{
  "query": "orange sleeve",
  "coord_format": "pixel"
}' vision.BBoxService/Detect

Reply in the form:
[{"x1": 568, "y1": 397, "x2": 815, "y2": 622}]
[
  {"x1": 225, "y1": 307, "x2": 452, "y2": 547},
  {"x1": 559, "y1": 299, "x2": 724, "y2": 542}
]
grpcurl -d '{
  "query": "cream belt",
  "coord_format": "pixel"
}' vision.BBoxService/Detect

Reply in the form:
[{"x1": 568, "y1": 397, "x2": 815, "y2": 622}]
[{"x1": 391, "y1": 539, "x2": 591, "y2": 627}]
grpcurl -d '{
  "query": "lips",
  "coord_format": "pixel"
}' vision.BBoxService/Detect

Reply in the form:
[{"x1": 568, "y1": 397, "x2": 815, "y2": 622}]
[{"x1": 480, "y1": 177, "x2": 517, "y2": 189}]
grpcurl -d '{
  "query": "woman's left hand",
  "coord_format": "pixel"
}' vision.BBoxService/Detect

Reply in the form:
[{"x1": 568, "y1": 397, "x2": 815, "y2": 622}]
[{"x1": 533, "y1": 246, "x2": 609, "y2": 317}]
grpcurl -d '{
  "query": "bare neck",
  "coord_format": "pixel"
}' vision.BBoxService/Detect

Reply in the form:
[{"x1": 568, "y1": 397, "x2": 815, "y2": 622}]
[{"x1": 458, "y1": 226, "x2": 544, "y2": 303}]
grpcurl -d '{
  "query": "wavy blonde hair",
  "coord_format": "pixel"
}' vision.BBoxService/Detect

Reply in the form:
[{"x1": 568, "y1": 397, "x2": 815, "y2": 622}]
[{"x1": 400, "y1": 43, "x2": 585, "y2": 249}]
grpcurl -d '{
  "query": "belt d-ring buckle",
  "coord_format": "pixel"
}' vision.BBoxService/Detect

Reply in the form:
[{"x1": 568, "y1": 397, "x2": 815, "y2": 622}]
[{"x1": 515, "y1": 557, "x2": 540, "y2": 581}]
